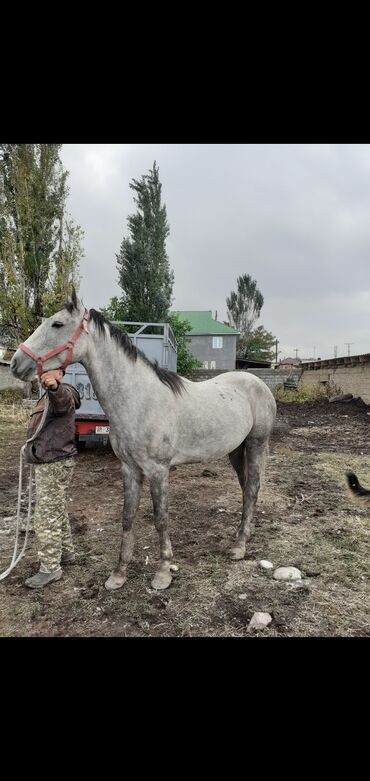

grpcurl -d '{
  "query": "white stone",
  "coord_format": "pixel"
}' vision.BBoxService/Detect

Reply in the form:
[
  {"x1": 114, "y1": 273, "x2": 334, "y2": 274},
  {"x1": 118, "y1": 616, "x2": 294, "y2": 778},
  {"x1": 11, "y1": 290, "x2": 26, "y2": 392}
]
[
  {"x1": 273, "y1": 566, "x2": 302, "y2": 581},
  {"x1": 259, "y1": 559, "x2": 274, "y2": 570},
  {"x1": 248, "y1": 612, "x2": 272, "y2": 629},
  {"x1": 238, "y1": 593, "x2": 248, "y2": 600},
  {"x1": 290, "y1": 580, "x2": 310, "y2": 590}
]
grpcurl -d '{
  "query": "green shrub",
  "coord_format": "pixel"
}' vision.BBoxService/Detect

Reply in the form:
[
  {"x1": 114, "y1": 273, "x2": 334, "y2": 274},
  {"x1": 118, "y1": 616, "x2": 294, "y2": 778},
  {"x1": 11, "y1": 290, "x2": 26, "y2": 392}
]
[{"x1": 273, "y1": 382, "x2": 339, "y2": 403}]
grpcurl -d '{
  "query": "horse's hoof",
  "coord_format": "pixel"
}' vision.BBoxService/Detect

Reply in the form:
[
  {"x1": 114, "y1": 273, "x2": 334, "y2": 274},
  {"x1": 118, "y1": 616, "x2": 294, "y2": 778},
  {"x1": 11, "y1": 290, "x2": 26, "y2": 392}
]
[
  {"x1": 230, "y1": 546, "x2": 245, "y2": 561},
  {"x1": 152, "y1": 569, "x2": 173, "y2": 590},
  {"x1": 105, "y1": 572, "x2": 127, "y2": 590}
]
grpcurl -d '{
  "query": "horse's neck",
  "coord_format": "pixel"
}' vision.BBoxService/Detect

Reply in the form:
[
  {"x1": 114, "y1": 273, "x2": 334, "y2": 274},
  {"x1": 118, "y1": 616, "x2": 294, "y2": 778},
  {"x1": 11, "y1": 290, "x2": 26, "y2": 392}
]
[{"x1": 81, "y1": 330, "x2": 140, "y2": 419}]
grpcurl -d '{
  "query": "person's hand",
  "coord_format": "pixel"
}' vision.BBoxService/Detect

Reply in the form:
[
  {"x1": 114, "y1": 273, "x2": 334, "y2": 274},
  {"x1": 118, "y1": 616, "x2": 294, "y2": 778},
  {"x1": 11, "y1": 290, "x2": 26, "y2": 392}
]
[{"x1": 40, "y1": 372, "x2": 58, "y2": 390}]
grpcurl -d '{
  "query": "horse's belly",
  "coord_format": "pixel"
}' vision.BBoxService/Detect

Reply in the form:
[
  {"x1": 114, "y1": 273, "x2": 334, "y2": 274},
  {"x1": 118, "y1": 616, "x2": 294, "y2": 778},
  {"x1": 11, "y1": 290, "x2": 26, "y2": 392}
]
[{"x1": 172, "y1": 406, "x2": 252, "y2": 465}]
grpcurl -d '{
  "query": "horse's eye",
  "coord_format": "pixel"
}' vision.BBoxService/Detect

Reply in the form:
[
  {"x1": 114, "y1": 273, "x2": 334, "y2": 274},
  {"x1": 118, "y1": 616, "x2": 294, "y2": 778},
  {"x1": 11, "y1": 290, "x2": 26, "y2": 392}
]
[{"x1": 52, "y1": 321, "x2": 64, "y2": 328}]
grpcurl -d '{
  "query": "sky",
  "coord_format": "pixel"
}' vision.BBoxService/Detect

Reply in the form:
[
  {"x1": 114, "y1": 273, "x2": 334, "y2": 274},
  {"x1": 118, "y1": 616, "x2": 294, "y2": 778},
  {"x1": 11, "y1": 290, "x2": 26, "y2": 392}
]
[{"x1": 60, "y1": 144, "x2": 370, "y2": 361}]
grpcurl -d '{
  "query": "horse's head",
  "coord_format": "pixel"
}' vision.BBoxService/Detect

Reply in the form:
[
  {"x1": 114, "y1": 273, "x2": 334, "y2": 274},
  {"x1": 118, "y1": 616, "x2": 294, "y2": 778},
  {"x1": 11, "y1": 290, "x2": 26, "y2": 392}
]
[{"x1": 10, "y1": 288, "x2": 89, "y2": 382}]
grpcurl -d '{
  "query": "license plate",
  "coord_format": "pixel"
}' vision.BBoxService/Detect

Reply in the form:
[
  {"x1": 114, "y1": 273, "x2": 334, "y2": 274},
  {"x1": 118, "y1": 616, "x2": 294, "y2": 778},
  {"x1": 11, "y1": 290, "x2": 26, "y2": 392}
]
[{"x1": 95, "y1": 426, "x2": 110, "y2": 434}]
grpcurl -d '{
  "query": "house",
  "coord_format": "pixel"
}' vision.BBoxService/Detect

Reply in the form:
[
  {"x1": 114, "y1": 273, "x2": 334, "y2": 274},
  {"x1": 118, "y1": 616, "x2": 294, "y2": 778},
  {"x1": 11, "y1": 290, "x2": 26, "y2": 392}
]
[
  {"x1": 279, "y1": 357, "x2": 302, "y2": 367},
  {"x1": 175, "y1": 311, "x2": 239, "y2": 370}
]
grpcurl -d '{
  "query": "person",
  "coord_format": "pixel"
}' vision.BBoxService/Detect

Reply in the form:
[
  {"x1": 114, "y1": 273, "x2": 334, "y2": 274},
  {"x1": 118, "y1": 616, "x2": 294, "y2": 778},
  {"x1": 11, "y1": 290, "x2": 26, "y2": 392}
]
[{"x1": 23, "y1": 368, "x2": 81, "y2": 589}]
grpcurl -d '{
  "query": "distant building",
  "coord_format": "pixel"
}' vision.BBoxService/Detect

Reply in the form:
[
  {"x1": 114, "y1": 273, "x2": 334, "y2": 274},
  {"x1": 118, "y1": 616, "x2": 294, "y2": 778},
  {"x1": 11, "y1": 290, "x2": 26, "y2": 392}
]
[
  {"x1": 279, "y1": 357, "x2": 302, "y2": 367},
  {"x1": 174, "y1": 311, "x2": 239, "y2": 370}
]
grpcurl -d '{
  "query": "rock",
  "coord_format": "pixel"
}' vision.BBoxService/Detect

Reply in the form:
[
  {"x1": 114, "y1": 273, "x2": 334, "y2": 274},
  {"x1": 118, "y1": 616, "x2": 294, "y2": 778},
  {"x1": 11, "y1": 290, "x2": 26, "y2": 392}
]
[
  {"x1": 273, "y1": 566, "x2": 302, "y2": 581},
  {"x1": 290, "y1": 580, "x2": 310, "y2": 590},
  {"x1": 248, "y1": 612, "x2": 272, "y2": 629},
  {"x1": 238, "y1": 593, "x2": 248, "y2": 600},
  {"x1": 259, "y1": 559, "x2": 274, "y2": 570},
  {"x1": 202, "y1": 469, "x2": 218, "y2": 477}
]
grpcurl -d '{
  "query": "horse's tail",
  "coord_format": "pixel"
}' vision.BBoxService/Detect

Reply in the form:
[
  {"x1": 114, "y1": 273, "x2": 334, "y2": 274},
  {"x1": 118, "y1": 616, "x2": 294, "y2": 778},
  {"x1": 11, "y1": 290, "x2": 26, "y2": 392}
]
[{"x1": 346, "y1": 471, "x2": 370, "y2": 505}]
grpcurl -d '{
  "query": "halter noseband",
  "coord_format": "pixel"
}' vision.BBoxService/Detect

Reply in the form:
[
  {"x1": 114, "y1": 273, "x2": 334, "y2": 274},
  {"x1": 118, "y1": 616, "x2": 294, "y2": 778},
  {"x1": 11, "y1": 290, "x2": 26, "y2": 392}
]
[{"x1": 18, "y1": 308, "x2": 90, "y2": 378}]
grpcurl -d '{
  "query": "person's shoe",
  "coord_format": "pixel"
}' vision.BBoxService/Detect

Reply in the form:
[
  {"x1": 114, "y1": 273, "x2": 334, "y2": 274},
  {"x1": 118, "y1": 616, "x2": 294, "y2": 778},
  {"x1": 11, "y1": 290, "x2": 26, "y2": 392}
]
[
  {"x1": 24, "y1": 568, "x2": 63, "y2": 589},
  {"x1": 61, "y1": 551, "x2": 76, "y2": 564}
]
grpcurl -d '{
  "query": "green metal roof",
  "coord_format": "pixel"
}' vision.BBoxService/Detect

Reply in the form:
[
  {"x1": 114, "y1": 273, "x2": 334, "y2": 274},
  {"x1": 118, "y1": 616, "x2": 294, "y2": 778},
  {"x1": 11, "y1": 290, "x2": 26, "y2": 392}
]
[{"x1": 173, "y1": 311, "x2": 239, "y2": 335}]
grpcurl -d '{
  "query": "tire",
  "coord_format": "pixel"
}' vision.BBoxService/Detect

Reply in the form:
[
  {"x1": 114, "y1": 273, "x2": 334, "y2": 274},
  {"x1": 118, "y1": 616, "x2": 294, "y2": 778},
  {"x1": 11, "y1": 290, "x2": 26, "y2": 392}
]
[
  {"x1": 329, "y1": 393, "x2": 353, "y2": 403},
  {"x1": 76, "y1": 439, "x2": 86, "y2": 452}
]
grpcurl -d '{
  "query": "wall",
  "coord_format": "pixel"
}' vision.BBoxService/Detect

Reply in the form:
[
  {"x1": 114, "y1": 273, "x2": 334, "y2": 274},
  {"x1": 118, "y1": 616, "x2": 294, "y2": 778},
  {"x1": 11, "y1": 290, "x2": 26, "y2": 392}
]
[
  {"x1": 186, "y1": 334, "x2": 237, "y2": 370},
  {"x1": 0, "y1": 363, "x2": 31, "y2": 395},
  {"x1": 184, "y1": 367, "x2": 300, "y2": 388},
  {"x1": 185, "y1": 363, "x2": 370, "y2": 405},
  {"x1": 184, "y1": 368, "x2": 231, "y2": 381},
  {"x1": 301, "y1": 364, "x2": 370, "y2": 405},
  {"x1": 246, "y1": 367, "x2": 301, "y2": 389}
]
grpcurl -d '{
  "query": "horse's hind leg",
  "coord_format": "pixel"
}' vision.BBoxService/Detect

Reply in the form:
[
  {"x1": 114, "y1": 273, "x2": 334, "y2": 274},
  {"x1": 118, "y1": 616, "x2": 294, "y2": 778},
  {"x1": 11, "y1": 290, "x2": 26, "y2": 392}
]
[
  {"x1": 105, "y1": 463, "x2": 143, "y2": 590},
  {"x1": 229, "y1": 437, "x2": 268, "y2": 561},
  {"x1": 149, "y1": 467, "x2": 174, "y2": 590}
]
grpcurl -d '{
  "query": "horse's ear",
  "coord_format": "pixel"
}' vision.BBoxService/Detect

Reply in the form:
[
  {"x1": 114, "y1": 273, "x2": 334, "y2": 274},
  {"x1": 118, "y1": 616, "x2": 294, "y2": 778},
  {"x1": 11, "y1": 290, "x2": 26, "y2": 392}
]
[{"x1": 71, "y1": 286, "x2": 78, "y2": 309}]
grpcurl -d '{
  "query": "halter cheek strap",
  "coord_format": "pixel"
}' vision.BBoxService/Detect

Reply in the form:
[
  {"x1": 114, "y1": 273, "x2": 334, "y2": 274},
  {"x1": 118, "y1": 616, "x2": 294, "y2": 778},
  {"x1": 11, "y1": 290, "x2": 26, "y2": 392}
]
[{"x1": 19, "y1": 308, "x2": 90, "y2": 378}]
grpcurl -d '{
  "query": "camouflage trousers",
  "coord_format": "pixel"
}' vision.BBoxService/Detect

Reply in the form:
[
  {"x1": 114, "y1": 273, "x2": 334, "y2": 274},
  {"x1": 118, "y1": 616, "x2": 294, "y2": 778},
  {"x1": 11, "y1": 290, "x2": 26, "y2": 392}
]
[{"x1": 33, "y1": 458, "x2": 75, "y2": 573}]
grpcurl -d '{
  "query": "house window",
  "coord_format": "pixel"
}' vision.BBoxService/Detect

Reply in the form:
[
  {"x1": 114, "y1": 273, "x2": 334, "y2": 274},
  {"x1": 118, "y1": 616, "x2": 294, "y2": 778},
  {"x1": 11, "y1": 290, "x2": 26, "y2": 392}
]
[
  {"x1": 202, "y1": 361, "x2": 209, "y2": 369},
  {"x1": 212, "y1": 336, "x2": 223, "y2": 349},
  {"x1": 210, "y1": 361, "x2": 216, "y2": 369}
]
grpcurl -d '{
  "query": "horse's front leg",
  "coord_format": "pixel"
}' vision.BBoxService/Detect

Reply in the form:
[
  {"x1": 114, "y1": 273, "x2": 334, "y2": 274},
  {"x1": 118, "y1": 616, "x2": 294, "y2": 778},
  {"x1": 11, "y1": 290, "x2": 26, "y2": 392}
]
[
  {"x1": 105, "y1": 463, "x2": 143, "y2": 590},
  {"x1": 149, "y1": 467, "x2": 174, "y2": 590}
]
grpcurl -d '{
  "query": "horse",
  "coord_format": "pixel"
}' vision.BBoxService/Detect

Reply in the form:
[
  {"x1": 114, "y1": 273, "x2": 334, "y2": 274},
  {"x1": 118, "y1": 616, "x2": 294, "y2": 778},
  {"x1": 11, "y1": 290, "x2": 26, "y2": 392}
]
[
  {"x1": 346, "y1": 471, "x2": 370, "y2": 505},
  {"x1": 10, "y1": 289, "x2": 277, "y2": 591}
]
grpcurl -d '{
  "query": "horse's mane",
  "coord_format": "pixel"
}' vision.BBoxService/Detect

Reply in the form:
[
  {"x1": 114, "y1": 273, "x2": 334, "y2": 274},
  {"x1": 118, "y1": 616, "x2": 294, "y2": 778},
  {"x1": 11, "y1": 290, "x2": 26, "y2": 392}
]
[{"x1": 87, "y1": 308, "x2": 184, "y2": 396}]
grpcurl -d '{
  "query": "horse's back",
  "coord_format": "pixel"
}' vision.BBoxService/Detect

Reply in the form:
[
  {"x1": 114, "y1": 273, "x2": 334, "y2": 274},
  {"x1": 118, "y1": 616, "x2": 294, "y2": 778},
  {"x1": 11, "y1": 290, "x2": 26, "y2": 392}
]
[
  {"x1": 182, "y1": 370, "x2": 275, "y2": 406},
  {"x1": 179, "y1": 370, "x2": 276, "y2": 432}
]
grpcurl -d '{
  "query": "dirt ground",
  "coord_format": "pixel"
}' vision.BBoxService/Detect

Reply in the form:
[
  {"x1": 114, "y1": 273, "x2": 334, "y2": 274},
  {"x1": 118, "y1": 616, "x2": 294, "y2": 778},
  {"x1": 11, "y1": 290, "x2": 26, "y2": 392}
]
[{"x1": 0, "y1": 398, "x2": 369, "y2": 637}]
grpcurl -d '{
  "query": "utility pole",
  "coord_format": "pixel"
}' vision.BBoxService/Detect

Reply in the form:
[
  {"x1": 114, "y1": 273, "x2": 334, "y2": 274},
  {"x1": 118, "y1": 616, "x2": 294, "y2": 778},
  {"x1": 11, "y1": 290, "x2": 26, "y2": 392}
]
[
  {"x1": 334, "y1": 345, "x2": 338, "y2": 358},
  {"x1": 294, "y1": 348, "x2": 299, "y2": 359},
  {"x1": 344, "y1": 342, "x2": 353, "y2": 357},
  {"x1": 275, "y1": 339, "x2": 279, "y2": 362}
]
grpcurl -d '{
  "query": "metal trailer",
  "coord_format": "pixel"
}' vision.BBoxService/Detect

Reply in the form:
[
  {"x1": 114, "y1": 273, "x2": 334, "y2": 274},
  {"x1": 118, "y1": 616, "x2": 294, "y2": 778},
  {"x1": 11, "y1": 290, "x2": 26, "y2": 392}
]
[{"x1": 62, "y1": 321, "x2": 177, "y2": 449}]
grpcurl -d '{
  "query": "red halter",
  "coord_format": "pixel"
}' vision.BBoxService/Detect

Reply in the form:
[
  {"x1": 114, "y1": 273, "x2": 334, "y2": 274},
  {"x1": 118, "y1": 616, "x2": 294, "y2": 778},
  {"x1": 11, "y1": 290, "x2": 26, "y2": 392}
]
[{"x1": 18, "y1": 308, "x2": 90, "y2": 378}]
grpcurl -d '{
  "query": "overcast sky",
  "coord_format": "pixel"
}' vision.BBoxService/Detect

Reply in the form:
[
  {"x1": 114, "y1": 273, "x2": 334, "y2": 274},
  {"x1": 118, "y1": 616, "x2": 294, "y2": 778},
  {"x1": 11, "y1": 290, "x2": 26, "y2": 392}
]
[{"x1": 60, "y1": 144, "x2": 370, "y2": 361}]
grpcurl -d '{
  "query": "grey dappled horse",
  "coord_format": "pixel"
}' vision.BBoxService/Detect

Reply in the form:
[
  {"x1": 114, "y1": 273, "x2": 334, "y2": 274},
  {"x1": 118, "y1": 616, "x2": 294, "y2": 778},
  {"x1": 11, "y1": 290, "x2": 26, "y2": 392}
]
[{"x1": 10, "y1": 290, "x2": 277, "y2": 591}]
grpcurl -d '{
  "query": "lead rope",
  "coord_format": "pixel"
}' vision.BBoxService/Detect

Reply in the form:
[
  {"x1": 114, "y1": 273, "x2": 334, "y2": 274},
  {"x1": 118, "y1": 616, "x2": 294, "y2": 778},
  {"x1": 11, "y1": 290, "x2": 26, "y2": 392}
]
[{"x1": 0, "y1": 397, "x2": 49, "y2": 581}]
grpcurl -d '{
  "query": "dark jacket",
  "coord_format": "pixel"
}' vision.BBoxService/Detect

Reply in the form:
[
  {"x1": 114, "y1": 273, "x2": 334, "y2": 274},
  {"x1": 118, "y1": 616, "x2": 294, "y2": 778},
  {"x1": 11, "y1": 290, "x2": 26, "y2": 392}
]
[{"x1": 24, "y1": 382, "x2": 81, "y2": 465}]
